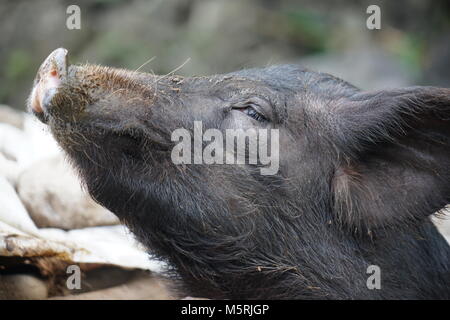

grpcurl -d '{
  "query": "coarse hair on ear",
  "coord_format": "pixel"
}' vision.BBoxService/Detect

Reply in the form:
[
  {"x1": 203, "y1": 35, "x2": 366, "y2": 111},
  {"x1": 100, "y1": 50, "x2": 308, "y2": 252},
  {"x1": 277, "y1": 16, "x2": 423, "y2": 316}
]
[{"x1": 331, "y1": 86, "x2": 450, "y2": 232}]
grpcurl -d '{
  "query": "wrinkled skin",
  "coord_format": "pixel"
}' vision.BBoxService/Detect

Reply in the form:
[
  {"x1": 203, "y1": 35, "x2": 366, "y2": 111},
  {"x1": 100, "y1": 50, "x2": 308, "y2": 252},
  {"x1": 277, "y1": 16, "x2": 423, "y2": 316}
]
[{"x1": 29, "y1": 49, "x2": 450, "y2": 299}]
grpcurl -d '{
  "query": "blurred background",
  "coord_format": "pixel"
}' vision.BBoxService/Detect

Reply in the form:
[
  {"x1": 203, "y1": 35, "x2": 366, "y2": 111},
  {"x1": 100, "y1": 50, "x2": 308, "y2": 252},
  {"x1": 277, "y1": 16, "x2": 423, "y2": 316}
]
[
  {"x1": 0, "y1": 0, "x2": 449, "y2": 300},
  {"x1": 1, "y1": 0, "x2": 450, "y2": 110}
]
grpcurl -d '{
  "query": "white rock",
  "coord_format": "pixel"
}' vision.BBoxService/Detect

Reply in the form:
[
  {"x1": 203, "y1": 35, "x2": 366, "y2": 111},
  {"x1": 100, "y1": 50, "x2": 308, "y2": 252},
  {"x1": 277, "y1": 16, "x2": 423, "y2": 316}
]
[
  {"x1": 0, "y1": 176, "x2": 39, "y2": 236},
  {"x1": 0, "y1": 116, "x2": 61, "y2": 176},
  {"x1": 0, "y1": 104, "x2": 24, "y2": 129},
  {"x1": 0, "y1": 152, "x2": 21, "y2": 185},
  {"x1": 0, "y1": 223, "x2": 164, "y2": 273},
  {"x1": 39, "y1": 225, "x2": 165, "y2": 272},
  {"x1": 22, "y1": 115, "x2": 60, "y2": 164},
  {"x1": 0, "y1": 123, "x2": 32, "y2": 168},
  {"x1": 433, "y1": 208, "x2": 450, "y2": 244},
  {"x1": 0, "y1": 274, "x2": 48, "y2": 300},
  {"x1": 17, "y1": 155, "x2": 119, "y2": 229}
]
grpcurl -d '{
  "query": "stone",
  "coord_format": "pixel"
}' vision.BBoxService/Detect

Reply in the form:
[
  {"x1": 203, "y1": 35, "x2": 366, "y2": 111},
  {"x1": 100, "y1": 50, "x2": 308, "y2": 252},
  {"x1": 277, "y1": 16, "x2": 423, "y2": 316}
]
[
  {"x1": 0, "y1": 123, "x2": 31, "y2": 166},
  {"x1": 0, "y1": 104, "x2": 24, "y2": 129},
  {"x1": 50, "y1": 273, "x2": 172, "y2": 300},
  {"x1": 22, "y1": 115, "x2": 60, "y2": 166},
  {"x1": 0, "y1": 152, "x2": 21, "y2": 185},
  {"x1": 0, "y1": 176, "x2": 39, "y2": 236},
  {"x1": 432, "y1": 208, "x2": 450, "y2": 245},
  {"x1": 0, "y1": 117, "x2": 60, "y2": 182},
  {"x1": 17, "y1": 155, "x2": 119, "y2": 229},
  {"x1": 0, "y1": 274, "x2": 48, "y2": 300}
]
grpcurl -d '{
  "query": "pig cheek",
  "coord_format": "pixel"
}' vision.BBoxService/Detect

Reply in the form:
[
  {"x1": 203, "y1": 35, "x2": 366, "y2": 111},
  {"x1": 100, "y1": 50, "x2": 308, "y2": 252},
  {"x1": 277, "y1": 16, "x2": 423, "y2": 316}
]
[{"x1": 223, "y1": 111, "x2": 256, "y2": 130}]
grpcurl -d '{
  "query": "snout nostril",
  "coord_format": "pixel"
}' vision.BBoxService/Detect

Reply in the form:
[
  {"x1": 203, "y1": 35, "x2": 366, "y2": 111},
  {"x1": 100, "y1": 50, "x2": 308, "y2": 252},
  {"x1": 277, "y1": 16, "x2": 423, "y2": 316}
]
[{"x1": 29, "y1": 48, "x2": 69, "y2": 115}]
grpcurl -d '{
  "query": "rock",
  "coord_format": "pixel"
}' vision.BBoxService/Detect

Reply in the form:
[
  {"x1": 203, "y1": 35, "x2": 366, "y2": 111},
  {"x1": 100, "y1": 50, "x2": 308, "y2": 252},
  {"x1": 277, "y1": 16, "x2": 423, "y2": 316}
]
[
  {"x1": 0, "y1": 104, "x2": 24, "y2": 129},
  {"x1": 0, "y1": 274, "x2": 48, "y2": 299},
  {"x1": 17, "y1": 155, "x2": 119, "y2": 229},
  {"x1": 22, "y1": 115, "x2": 60, "y2": 165},
  {"x1": 50, "y1": 273, "x2": 173, "y2": 300},
  {"x1": 0, "y1": 123, "x2": 31, "y2": 166},
  {"x1": 0, "y1": 117, "x2": 60, "y2": 178},
  {"x1": 67, "y1": 267, "x2": 146, "y2": 294},
  {"x1": 0, "y1": 152, "x2": 21, "y2": 185},
  {"x1": 38, "y1": 225, "x2": 165, "y2": 271},
  {"x1": 432, "y1": 208, "x2": 450, "y2": 244},
  {"x1": 0, "y1": 176, "x2": 39, "y2": 236}
]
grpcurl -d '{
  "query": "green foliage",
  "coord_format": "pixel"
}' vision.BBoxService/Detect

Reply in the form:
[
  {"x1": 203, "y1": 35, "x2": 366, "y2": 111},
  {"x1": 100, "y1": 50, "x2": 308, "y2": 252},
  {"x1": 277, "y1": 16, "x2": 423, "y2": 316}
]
[
  {"x1": 93, "y1": 32, "x2": 153, "y2": 69},
  {"x1": 283, "y1": 9, "x2": 329, "y2": 54},
  {"x1": 0, "y1": 50, "x2": 33, "y2": 103},
  {"x1": 6, "y1": 50, "x2": 32, "y2": 80},
  {"x1": 387, "y1": 34, "x2": 425, "y2": 75}
]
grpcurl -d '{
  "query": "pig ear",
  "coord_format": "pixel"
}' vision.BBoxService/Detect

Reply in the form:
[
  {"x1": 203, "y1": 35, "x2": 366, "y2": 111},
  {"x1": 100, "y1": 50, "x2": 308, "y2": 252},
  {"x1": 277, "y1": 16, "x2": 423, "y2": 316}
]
[{"x1": 332, "y1": 87, "x2": 450, "y2": 232}]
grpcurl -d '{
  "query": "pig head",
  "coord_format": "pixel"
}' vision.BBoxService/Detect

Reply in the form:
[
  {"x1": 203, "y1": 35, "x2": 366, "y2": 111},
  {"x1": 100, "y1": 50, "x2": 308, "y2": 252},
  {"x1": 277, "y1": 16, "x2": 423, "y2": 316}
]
[{"x1": 28, "y1": 48, "x2": 450, "y2": 299}]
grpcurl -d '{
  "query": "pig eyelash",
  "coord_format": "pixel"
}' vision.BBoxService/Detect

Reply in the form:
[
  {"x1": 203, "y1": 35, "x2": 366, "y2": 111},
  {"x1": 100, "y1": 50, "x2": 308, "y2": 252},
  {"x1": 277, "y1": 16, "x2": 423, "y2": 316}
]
[{"x1": 233, "y1": 105, "x2": 268, "y2": 122}]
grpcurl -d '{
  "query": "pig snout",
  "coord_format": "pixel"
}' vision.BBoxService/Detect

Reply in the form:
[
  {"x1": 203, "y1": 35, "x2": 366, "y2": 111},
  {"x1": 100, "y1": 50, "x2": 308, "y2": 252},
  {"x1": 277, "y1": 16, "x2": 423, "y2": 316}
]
[{"x1": 29, "y1": 48, "x2": 68, "y2": 116}]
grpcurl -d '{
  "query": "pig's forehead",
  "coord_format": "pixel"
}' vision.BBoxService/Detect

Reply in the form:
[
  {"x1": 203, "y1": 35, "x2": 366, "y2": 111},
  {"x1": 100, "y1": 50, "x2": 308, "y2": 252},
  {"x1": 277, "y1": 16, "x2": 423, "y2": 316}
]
[
  {"x1": 225, "y1": 64, "x2": 309, "y2": 79},
  {"x1": 222, "y1": 64, "x2": 359, "y2": 98}
]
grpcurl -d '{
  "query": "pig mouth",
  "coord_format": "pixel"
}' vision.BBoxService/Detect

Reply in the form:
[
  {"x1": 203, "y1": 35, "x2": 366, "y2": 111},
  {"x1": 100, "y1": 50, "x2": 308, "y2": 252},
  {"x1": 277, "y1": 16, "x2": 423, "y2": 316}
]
[{"x1": 110, "y1": 129, "x2": 172, "y2": 154}]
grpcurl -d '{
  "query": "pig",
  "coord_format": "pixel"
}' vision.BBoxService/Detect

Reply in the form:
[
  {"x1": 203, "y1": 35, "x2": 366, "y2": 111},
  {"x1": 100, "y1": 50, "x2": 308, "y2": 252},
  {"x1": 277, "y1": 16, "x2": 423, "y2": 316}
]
[{"x1": 28, "y1": 48, "x2": 450, "y2": 299}]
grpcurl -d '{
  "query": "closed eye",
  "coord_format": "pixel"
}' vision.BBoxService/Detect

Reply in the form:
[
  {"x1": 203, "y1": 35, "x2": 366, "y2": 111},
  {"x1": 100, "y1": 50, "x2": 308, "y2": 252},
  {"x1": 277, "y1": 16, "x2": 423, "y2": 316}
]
[{"x1": 232, "y1": 105, "x2": 268, "y2": 122}]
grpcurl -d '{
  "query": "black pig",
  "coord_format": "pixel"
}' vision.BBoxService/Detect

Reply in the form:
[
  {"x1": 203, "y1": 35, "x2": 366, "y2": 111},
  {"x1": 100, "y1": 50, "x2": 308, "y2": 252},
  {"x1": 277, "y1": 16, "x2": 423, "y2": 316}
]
[{"x1": 28, "y1": 48, "x2": 450, "y2": 299}]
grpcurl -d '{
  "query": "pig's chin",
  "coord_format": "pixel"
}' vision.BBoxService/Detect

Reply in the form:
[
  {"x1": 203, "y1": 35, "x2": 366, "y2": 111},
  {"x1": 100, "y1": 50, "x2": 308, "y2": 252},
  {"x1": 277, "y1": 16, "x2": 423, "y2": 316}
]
[{"x1": 31, "y1": 108, "x2": 50, "y2": 124}]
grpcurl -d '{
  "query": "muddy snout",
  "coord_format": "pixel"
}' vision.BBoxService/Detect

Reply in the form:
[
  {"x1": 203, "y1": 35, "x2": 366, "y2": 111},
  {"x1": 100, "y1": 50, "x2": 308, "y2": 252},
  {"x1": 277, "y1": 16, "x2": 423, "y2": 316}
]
[{"x1": 29, "y1": 48, "x2": 68, "y2": 119}]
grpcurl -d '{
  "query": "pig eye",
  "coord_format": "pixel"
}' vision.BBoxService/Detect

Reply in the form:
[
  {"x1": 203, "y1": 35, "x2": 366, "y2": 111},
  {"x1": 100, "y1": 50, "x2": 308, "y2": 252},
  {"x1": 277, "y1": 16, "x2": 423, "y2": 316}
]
[{"x1": 233, "y1": 105, "x2": 268, "y2": 122}]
